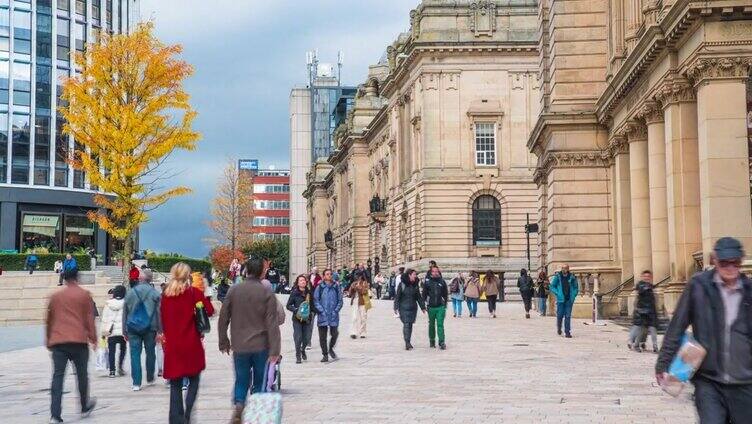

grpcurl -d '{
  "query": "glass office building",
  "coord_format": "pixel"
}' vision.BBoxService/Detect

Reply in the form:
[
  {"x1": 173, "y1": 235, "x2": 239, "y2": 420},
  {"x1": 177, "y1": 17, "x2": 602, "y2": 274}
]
[{"x1": 0, "y1": 0, "x2": 138, "y2": 258}]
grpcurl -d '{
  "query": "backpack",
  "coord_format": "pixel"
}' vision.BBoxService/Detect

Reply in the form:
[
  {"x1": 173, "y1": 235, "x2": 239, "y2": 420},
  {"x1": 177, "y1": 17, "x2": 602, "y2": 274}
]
[
  {"x1": 126, "y1": 289, "x2": 154, "y2": 335},
  {"x1": 450, "y1": 278, "x2": 461, "y2": 294},
  {"x1": 27, "y1": 255, "x2": 38, "y2": 266},
  {"x1": 296, "y1": 294, "x2": 311, "y2": 322}
]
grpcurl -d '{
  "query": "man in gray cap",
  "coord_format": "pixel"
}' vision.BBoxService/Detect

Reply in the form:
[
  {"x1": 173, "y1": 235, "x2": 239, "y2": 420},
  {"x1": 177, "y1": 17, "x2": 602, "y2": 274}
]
[{"x1": 656, "y1": 237, "x2": 751, "y2": 422}]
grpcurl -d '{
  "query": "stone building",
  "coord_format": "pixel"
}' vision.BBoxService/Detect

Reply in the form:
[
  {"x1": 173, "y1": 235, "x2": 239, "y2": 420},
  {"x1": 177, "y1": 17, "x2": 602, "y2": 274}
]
[
  {"x1": 303, "y1": 0, "x2": 542, "y2": 280},
  {"x1": 529, "y1": 0, "x2": 752, "y2": 316}
]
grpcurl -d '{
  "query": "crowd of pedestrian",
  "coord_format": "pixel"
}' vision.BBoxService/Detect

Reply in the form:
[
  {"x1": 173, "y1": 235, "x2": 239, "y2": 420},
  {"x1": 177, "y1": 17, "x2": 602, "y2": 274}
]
[{"x1": 42, "y1": 235, "x2": 751, "y2": 423}]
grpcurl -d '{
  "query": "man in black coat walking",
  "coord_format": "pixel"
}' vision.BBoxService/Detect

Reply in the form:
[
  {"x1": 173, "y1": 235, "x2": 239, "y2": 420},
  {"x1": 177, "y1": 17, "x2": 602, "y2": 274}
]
[
  {"x1": 656, "y1": 237, "x2": 752, "y2": 423},
  {"x1": 628, "y1": 270, "x2": 658, "y2": 353}
]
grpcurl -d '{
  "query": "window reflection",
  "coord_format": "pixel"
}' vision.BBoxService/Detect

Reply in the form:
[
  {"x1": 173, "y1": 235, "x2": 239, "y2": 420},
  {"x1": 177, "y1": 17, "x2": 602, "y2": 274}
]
[
  {"x1": 21, "y1": 213, "x2": 60, "y2": 252},
  {"x1": 13, "y1": 9, "x2": 31, "y2": 59},
  {"x1": 0, "y1": 112, "x2": 6, "y2": 182},
  {"x1": 12, "y1": 61, "x2": 30, "y2": 107},
  {"x1": 56, "y1": 18, "x2": 69, "y2": 66},
  {"x1": 54, "y1": 116, "x2": 68, "y2": 187},
  {"x1": 34, "y1": 116, "x2": 50, "y2": 185},
  {"x1": 11, "y1": 113, "x2": 30, "y2": 183}
]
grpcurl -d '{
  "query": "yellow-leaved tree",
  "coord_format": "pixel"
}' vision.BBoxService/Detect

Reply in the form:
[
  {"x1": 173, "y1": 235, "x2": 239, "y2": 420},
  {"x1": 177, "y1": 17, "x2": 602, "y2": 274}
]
[
  {"x1": 60, "y1": 22, "x2": 199, "y2": 271},
  {"x1": 207, "y1": 158, "x2": 254, "y2": 251}
]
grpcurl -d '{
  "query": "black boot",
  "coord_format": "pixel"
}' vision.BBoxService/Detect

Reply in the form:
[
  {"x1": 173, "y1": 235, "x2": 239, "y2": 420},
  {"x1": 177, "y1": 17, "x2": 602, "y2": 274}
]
[
  {"x1": 321, "y1": 355, "x2": 329, "y2": 363},
  {"x1": 295, "y1": 352, "x2": 302, "y2": 364},
  {"x1": 301, "y1": 350, "x2": 307, "y2": 361}
]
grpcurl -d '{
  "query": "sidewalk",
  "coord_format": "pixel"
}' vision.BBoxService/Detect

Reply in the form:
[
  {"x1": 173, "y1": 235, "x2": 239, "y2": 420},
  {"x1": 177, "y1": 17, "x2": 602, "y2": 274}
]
[{"x1": 0, "y1": 297, "x2": 694, "y2": 423}]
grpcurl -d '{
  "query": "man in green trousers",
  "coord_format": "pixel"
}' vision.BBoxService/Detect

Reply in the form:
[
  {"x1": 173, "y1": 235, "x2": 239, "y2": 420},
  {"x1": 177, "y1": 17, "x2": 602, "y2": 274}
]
[{"x1": 423, "y1": 265, "x2": 449, "y2": 350}]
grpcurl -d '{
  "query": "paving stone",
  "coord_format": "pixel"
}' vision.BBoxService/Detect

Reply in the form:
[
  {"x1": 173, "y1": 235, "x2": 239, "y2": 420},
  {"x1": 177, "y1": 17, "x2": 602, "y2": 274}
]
[{"x1": 0, "y1": 297, "x2": 695, "y2": 423}]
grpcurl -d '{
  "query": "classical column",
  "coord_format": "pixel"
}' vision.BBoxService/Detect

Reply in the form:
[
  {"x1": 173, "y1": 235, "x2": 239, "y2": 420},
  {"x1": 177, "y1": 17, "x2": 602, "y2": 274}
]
[
  {"x1": 688, "y1": 57, "x2": 752, "y2": 265},
  {"x1": 627, "y1": 121, "x2": 652, "y2": 276},
  {"x1": 656, "y1": 77, "x2": 701, "y2": 315},
  {"x1": 610, "y1": 136, "x2": 633, "y2": 281},
  {"x1": 641, "y1": 101, "x2": 670, "y2": 293}
]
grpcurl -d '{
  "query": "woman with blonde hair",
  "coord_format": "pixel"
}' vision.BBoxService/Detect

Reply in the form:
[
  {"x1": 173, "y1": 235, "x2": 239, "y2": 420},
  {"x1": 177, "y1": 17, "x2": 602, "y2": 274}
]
[{"x1": 160, "y1": 262, "x2": 215, "y2": 424}]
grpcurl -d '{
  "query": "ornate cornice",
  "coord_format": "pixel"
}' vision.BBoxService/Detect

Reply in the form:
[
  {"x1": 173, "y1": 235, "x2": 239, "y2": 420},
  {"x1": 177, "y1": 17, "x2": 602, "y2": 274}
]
[
  {"x1": 638, "y1": 100, "x2": 663, "y2": 124},
  {"x1": 654, "y1": 77, "x2": 695, "y2": 106},
  {"x1": 533, "y1": 150, "x2": 613, "y2": 186},
  {"x1": 685, "y1": 56, "x2": 752, "y2": 86}
]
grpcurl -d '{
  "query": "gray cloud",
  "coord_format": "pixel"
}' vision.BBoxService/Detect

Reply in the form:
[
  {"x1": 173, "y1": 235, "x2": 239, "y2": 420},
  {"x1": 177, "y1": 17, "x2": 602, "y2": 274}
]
[{"x1": 138, "y1": 0, "x2": 415, "y2": 257}]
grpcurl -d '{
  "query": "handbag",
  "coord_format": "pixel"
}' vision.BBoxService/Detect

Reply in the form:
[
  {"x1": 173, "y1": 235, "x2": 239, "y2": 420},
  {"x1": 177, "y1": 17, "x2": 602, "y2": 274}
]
[
  {"x1": 190, "y1": 287, "x2": 211, "y2": 335},
  {"x1": 295, "y1": 294, "x2": 311, "y2": 322},
  {"x1": 243, "y1": 361, "x2": 282, "y2": 424}
]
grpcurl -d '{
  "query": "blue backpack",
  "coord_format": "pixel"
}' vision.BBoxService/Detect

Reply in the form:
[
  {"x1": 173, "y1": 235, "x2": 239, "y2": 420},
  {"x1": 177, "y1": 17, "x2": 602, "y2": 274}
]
[
  {"x1": 126, "y1": 289, "x2": 153, "y2": 334},
  {"x1": 296, "y1": 294, "x2": 311, "y2": 322}
]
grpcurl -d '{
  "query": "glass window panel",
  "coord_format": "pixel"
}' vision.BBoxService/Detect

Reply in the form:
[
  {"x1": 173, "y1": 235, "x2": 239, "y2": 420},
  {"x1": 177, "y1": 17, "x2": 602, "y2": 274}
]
[
  {"x1": 72, "y1": 141, "x2": 84, "y2": 188},
  {"x1": 34, "y1": 116, "x2": 50, "y2": 185},
  {"x1": 57, "y1": 0, "x2": 69, "y2": 12},
  {"x1": 64, "y1": 215, "x2": 95, "y2": 251},
  {"x1": 56, "y1": 18, "x2": 69, "y2": 65},
  {"x1": 474, "y1": 122, "x2": 496, "y2": 166},
  {"x1": 21, "y1": 213, "x2": 61, "y2": 252},
  {"x1": 92, "y1": 0, "x2": 101, "y2": 24},
  {"x1": 54, "y1": 117, "x2": 68, "y2": 187},
  {"x1": 472, "y1": 195, "x2": 501, "y2": 244},
  {"x1": 13, "y1": 10, "x2": 30, "y2": 39},
  {"x1": 105, "y1": 0, "x2": 112, "y2": 31},
  {"x1": 0, "y1": 112, "x2": 6, "y2": 182},
  {"x1": 11, "y1": 113, "x2": 30, "y2": 183},
  {"x1": 12, "y1": 61, "x2": 30, "y2": 91},
  {"x1": 0, "y1": 8, "x2": 8, "y2": 37},
  {"x1": 74, "y1": 22, "x2": 85, "y2": 52},
  {"x1": 75, "y1": 0, "x2": 86, "y2": 19},
  {"x1": 36, "y1": 13, "x2": 52, "y2": 62},
  {"x1": 36, "y1": 65, "x2": 52, "y2": 111},
  {"x1": 38, "y1": 0, "x2": 52, "y2": 14},
  {"x1": 56, "y1": 67, "x2": 68, "y2": 107}
]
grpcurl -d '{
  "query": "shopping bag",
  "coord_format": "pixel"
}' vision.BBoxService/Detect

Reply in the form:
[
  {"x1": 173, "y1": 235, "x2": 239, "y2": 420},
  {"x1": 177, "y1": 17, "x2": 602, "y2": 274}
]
[
  {"x1": 660, "y1": 332, "x2": 707, "y2": 397},
  {"x1": 95, "y1": 340, "x2": 108, "y2": 371},
  {"x1": 243, "y1": 361, "x2": 282, "y2": 424}
]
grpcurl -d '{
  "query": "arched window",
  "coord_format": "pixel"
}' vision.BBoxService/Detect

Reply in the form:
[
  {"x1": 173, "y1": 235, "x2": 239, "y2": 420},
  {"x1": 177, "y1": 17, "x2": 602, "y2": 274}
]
[{"x1": 472, "y1": 195, "x2": 501, "y2": 245}]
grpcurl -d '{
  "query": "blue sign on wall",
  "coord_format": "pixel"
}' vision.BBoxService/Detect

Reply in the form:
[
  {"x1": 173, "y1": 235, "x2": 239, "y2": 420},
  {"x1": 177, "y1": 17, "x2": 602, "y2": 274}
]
[{"x1": 238, "y1": 159, "x2": 259, "y2": 170}]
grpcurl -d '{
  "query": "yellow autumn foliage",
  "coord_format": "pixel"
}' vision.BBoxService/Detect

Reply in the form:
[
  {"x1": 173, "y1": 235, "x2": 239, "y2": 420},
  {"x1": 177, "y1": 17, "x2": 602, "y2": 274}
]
[{"x1": 60, "y1": 22, "x2": 199, "y2": 252}]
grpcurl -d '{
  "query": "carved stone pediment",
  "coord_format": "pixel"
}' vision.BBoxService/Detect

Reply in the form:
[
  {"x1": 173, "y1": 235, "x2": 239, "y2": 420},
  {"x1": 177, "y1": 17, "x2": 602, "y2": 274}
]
[{"x1": 469, "y1": 1, "x2": 497, "y2": 37}]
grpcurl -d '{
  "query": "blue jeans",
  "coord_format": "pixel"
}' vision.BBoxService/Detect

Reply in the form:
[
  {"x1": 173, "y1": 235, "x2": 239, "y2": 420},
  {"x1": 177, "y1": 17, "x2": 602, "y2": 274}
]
[
  {"x1": 451, "y1": 298, "x2": 463, "y2": 316},
  {"x1": 466, "y1": 298, "x2": 478, "y2": 316},
  {"x1": 232, "y1": 350, "x2": 269, "y2": 405},
  {"x1": 556, "y1": 301, "x2": 573, "y2": 335},
  {"x1": 128, "y1": 331, "x2": 157, "y2": 386},
  {"x1": 538, "y1": 297, "x2": 547, "y2": 315}
]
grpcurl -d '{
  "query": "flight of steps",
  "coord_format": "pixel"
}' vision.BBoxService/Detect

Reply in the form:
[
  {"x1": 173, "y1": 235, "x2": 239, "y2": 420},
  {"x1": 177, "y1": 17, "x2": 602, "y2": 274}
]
[
  {"x1": 98, "y1": 265, "x2": 126, "y2": 286},
  {"x1": 0, "y1": 271, "x2": 119, "y2": 325}
]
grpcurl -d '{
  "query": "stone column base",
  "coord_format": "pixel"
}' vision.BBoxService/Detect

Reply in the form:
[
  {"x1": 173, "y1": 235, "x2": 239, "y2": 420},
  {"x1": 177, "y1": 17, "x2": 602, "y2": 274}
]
[{"x1": 662, "y1": 283, "x2": 686, "y2": 316}]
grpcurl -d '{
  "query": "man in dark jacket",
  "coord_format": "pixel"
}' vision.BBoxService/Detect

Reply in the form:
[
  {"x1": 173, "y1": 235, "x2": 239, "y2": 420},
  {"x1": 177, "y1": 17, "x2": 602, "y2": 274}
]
[
  {"x1": 219, "y1": 257, "x2": 281, "y2": 422},
  {"x1": 517, "y1": 268, "x2": 535, "y2": 319},
  {"x1": 656, "y1": 237, "x2": 752, "y2": 423},
  {"x1": 628, "y1": 270, "x2": 658, "y2": 353},
  {"x1": 422, "y1": 265, "x2": 449, "y2": 350}
]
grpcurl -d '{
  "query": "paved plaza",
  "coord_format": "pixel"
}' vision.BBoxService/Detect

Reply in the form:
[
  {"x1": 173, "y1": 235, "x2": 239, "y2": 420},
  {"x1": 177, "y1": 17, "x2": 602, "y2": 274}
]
[{"x1": 0, "y1": 297, "x2": 695, "y2": 423}]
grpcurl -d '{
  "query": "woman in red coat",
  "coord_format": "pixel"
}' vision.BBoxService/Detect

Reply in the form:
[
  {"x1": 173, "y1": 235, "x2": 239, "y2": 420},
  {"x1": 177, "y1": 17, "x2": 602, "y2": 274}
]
[{"x1": 160, "y1": 262, "x2": 215, "y2": 424}]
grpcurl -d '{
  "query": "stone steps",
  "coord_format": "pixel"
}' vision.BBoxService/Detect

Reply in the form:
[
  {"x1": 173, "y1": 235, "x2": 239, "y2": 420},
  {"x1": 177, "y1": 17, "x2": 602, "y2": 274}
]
[{"x1": 0, "y1": 272, "x2": 118, "y2": 325}]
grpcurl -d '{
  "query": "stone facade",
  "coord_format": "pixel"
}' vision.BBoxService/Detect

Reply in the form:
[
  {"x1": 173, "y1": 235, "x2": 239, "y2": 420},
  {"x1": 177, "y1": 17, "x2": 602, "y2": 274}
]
[
  {"x1": 530, "y1": 0, "x2": 752, "y2": 315},
  {"x1": 303, "y1": 0, "x2": 541, "y2": 279}
]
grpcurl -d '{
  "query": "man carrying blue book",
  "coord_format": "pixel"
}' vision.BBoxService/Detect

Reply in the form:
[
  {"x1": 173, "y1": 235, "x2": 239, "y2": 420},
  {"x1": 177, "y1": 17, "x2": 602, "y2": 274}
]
[{"x1": 656, "y1": 237, "x2": 752, "y2": 423}]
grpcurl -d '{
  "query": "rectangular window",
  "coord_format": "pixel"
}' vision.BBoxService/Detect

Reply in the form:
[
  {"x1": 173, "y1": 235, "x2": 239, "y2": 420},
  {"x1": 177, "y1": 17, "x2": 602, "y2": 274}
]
[
  {"x1": 12, "y1": 61, "x2": 31, "y2": 108},
  {"x1": 36, "y1": 12, "x2": 53, "y2": 64},
  {"x1": 254, "y1": 200, "x2": 290, "y2": 210},
  {"x1": 64, "y1": 214, "x2": 95, "y2": 251},
  {"x1": 56, "y1": 67, "x2": 68, "y2": 107},
  {"x1": 13, "y1": 9, "x2": 31, "y2": 59},
  {"x1": 474, "y1": 122, "x2": 496, "y2": 166},
  {"x1": 34, "y1": 116, "x2": 51, "y2": 185},
  {"x1": 0, "y1": 60, "x2": 8, "y2": 103},
  {"x1": 11, "y1": 113, "x2": 30, "y2": 183},
  {"x1": 92, "y1": 0, "x2": 101, "y2": 25},
  {"x1": 105, "y1": 0, "x2": 112, "y2": 32},
  {"x1": 252, "y1": 217, "x2": 290, "y2": 227},
  {"x1": 75, "y1": 0, "x2": 86, "y2": 20},
  {"x1": 36, "y1": 64, "x2": 52, "y2": 113},
  {"x1": 21, "y1": 213, "x2": 61, "y2": 252},
  {"x1": 74, "y1": 21, "x2": 85, "y2": 52},
  {"x1": 72, "y1": 141, "x2": 84, "y2": 188},
  {"x1": 57, "y1": 0, "x2": 69, "y2": 12},
  {"x1": 0, "y1": 112, "x2": 6, "y2": 182},
  {"x1": 56, "y1": 18, "x2": 70, "y2": 66},
  {"x1": 54, "y1": 116, "x2": 68, "y2": 186},
  {"x1": 0, "y1": 8, "x2": 9, "y2": 56},
  {"x1": 38, "y1": 0, "x2": 52, "y2": 14}
]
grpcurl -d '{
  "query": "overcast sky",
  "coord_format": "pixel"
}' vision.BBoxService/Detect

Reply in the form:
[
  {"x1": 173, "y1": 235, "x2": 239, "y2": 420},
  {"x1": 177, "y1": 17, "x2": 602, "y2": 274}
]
[{"x1": 138, "y1": 0, "x2": 414, "y2": 257}]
